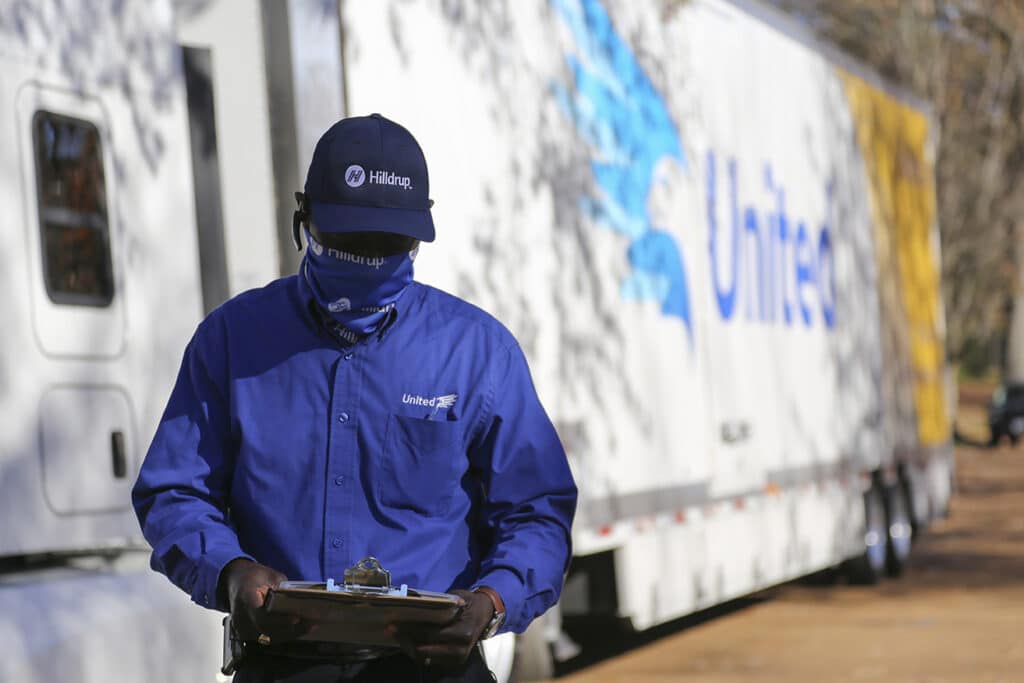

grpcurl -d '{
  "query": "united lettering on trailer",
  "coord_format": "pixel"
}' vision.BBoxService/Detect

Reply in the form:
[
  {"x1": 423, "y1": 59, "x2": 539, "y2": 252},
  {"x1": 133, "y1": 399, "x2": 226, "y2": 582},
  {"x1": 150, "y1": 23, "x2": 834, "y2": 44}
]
[{"x1": 706, "y1": 153, "x2": 838, "y2": 329}]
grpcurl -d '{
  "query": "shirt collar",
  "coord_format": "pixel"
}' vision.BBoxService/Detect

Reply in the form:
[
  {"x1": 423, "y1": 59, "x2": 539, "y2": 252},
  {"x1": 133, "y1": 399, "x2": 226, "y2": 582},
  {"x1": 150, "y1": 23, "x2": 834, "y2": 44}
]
[{"x1": 297, "y1": 275, "x2": 404, "y2": 346}]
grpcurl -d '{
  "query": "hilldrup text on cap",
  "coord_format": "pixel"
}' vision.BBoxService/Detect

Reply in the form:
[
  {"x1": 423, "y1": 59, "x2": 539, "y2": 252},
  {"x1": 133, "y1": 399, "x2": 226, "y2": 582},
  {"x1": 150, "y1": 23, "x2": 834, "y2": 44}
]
[{"x1": 369, "y1": 169, "x2": 412, "y2": 190}]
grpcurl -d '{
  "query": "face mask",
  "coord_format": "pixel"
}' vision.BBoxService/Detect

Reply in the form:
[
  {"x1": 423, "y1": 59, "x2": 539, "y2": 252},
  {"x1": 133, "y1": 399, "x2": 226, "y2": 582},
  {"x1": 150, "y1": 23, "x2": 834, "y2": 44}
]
[{"x1": 302, "y1": 229, "x2": 415, "y2": 341}]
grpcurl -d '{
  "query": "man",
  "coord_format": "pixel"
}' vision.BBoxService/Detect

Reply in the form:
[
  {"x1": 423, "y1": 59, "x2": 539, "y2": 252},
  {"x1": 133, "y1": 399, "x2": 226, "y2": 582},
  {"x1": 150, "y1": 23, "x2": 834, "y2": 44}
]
[{"x1": 132, "y1": 113, "x2": 577, "y2": 682}]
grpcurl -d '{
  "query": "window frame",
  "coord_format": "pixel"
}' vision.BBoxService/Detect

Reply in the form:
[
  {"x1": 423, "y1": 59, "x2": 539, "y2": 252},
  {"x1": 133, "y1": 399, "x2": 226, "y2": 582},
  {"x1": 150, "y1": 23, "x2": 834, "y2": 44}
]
[{"x1": 31, "y1": 109, "x2": 116, "y2": 308}]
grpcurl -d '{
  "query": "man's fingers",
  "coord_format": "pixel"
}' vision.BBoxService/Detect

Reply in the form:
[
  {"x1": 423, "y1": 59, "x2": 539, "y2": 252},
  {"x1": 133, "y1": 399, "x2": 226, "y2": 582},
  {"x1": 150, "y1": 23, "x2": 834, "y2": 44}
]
[
  {"x1": 226, "y1": 562, "x2": 300, "y2": 643},
  {"x1": 244, "y1": 582, "x2": 277, "y2": 608}
]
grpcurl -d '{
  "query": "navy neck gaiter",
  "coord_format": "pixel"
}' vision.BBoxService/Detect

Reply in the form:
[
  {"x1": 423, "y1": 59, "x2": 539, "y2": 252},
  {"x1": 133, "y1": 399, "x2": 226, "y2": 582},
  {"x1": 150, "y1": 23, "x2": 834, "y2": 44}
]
[{"x1": 302, "y1": 229, "x2": 415, "y2": 342}]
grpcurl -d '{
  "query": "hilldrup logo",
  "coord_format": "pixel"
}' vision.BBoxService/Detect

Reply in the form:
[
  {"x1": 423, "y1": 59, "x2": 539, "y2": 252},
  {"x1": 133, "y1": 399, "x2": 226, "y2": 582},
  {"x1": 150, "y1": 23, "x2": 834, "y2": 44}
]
[
  {"x1": 345, "y1": 164, "x2": 413, "y2": 190},
  {"x1": 328, "y1": 297, "x2": 352, "y2": 313},
  {"x1": 345, "y1": 165, "x2": 366, "y2": 187},
  {"x1": 552, "y1": 0, "x2": 693, "y2": 343}
]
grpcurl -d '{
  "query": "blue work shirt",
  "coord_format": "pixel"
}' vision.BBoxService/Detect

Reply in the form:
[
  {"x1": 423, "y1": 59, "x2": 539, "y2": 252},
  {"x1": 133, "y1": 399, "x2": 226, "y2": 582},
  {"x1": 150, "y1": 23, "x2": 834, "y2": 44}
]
[{"x1": 132, "y1": 275, "x2": 577, "y2": 634}]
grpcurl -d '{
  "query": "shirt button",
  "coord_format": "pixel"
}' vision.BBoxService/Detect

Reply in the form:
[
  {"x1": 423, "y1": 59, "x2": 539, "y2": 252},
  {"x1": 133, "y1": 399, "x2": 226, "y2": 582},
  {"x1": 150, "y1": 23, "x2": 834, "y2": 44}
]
[
  {"x1": 344, "y1": 353, "x2": 354, "y2": 360},
  {"x1": 334, "y1": 475, "x2": 345, "y2": 486},
  {"x1": 338, "y1": 412, "x2": 350, "y2": 423},
  {"x1": 332, "y1": 537, "x2": 344, "y2": 548}
]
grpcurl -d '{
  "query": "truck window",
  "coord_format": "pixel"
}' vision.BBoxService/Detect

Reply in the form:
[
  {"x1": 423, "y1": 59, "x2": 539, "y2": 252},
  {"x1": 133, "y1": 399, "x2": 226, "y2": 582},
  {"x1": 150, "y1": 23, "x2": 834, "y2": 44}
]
[{"x1": 32, "y1": 111, "x2": 114, "y2": 306}]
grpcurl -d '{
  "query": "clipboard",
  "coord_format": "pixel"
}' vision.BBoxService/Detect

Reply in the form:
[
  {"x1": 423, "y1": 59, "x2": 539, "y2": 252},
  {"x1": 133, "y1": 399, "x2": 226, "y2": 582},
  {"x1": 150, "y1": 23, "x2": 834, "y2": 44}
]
[{"x1": 264, "y1": 558, "x2": 464, "y2": 647}]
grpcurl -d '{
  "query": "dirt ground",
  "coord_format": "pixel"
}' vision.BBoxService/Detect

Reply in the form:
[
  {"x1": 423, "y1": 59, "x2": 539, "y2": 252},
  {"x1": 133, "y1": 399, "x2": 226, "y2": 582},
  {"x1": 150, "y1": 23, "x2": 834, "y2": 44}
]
[{"x1": 558, "y1": 387, "x2": 1024, "y2": 683}]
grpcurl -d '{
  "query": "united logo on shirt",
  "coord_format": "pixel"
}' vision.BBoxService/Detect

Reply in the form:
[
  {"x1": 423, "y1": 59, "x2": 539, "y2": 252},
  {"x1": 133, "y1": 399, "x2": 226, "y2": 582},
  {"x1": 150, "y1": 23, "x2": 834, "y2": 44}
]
[{"x1": 402, "y1": 392, "x2": 458, "y2": 417}]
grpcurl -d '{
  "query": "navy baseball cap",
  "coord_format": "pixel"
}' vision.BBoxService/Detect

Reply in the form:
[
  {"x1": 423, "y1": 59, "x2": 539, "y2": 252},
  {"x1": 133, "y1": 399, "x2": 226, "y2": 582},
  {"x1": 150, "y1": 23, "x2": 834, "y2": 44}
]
[{"x1": 303, "y1": 113, "x2": 435, "y2": 242}]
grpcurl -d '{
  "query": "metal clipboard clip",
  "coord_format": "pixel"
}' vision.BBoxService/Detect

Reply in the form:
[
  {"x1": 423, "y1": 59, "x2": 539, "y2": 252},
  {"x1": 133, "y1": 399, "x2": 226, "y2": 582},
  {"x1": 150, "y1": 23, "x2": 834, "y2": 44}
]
[{"x1": 336, "y1": 557, "x2": 406, "y2": 595}]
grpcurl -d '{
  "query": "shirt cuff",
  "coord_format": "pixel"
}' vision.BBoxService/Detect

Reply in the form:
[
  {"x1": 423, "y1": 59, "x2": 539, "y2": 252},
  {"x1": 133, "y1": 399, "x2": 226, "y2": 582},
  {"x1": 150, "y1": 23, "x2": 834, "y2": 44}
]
[
  {"x1": 472, "y1": 567, "x2": 525, "y2": 634},
  {"x1": 192, "y1": 545, "x2": 255, "y2": 611}
]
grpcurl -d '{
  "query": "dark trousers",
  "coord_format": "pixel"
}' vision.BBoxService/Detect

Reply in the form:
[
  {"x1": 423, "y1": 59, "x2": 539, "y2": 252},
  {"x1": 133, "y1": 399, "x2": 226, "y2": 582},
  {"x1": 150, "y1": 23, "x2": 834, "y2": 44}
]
[{"x1": 232, "y1": 646, "x2": 495, "y2": 683}]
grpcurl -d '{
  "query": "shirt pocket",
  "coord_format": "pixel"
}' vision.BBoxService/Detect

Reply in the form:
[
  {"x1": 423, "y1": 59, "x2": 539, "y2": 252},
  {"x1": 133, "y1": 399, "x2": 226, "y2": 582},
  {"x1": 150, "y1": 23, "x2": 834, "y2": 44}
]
[{"x1": 380, "y1": 414, "x2": 464, "y2": 516}]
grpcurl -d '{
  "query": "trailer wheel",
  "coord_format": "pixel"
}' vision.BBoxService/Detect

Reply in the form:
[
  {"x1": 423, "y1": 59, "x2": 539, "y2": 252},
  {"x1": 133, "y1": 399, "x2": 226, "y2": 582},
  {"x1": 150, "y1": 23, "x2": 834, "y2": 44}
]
[
  {"x1": 843, "y1": 484, "x2": 887, "y2": 584},
  {"x1": 884, "y1": 483, "x2": 913, "y2": 577},
  {"x1": 1009, "y1": 417, "x2": 1024, "y2": 442}
]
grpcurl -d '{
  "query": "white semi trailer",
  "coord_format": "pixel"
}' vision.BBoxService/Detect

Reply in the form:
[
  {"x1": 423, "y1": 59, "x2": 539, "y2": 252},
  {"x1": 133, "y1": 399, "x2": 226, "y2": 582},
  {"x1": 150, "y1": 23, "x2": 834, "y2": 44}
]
[
  {"x1": 0, "y1": 0, "x2": 953, "y2": 681},
  {"x1": 351, "y1": 0, "x2": 953, "y2": 671}
]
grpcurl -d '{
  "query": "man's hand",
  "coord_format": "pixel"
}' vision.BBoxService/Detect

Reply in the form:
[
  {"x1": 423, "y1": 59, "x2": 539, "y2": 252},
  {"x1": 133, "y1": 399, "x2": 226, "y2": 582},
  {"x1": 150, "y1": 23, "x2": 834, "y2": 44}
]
[
  {"x1": 220, "y1": 558, "x2": 308, "y2": 642},
  {"x1": 389, "y1": 589, "x2": 495, "y2": 669}
]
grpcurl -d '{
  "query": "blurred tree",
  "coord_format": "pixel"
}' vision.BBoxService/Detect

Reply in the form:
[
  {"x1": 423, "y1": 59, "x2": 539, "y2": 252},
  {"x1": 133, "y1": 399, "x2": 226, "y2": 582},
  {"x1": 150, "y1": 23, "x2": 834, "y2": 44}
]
[{"x1": 769, "y1": 0, "x2": 1024, "y2": 380}]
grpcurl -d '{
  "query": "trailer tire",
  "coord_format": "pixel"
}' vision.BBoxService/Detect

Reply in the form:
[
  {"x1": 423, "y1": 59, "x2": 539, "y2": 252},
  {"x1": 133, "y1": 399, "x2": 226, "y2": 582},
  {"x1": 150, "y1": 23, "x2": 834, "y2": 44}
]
[
  {"x1": 884, "y1": 482, "x2": 913, "y2": 577},
  {"x1": 511, "y1": 618, "x2": 554, "y2": 682},
  {"x1": 843, "y1": 484, "x2": 887, "y2": 584}
]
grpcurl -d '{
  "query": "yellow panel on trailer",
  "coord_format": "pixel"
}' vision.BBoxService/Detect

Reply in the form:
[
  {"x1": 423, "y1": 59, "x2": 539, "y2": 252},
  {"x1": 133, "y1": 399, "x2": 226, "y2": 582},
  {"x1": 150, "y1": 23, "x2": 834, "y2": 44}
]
[{"x1": 840, "y1": 70, "x2": 951, "y2": 449}]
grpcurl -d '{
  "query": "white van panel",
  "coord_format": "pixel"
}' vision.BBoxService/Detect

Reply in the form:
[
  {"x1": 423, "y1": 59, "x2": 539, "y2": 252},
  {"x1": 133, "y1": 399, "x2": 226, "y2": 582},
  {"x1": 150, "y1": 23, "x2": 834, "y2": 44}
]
[
  {"x1": 39, "y1": 386, "x2": 136, "y2": 516},
  {"x1": 176, "y1": 0, "x2": 281, "y2": 295},
  {"x1": 0, "y1": 555, "x2": 222, "y2": 683},
  {"x1": 16, "y1": 84, "x2": 125, "y2": 359},
  {"x1": 0, "y1": 1, "x2": 204, "y2": 557}
]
